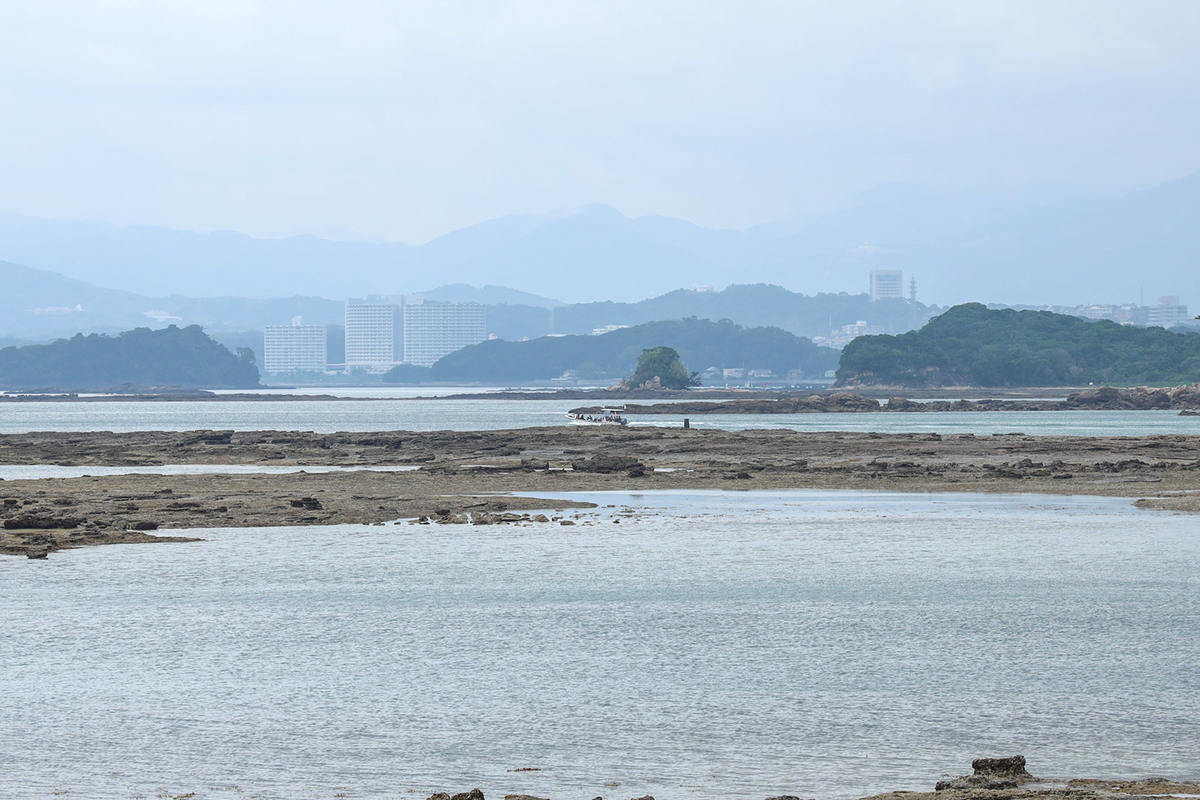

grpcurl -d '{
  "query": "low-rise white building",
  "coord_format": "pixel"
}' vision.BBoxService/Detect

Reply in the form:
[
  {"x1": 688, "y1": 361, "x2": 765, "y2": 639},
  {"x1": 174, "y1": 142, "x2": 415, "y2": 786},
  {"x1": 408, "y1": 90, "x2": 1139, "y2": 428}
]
[{"x1": 1148, "y1": 296, "x2": 1191, "y2": 328}]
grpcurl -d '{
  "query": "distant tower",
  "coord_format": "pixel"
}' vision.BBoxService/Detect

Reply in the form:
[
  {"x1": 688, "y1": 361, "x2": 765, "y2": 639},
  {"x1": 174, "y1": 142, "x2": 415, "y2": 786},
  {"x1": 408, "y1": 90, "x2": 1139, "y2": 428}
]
[{"x1": 908, "y1": 276, "x2": 920, "y2": 331}]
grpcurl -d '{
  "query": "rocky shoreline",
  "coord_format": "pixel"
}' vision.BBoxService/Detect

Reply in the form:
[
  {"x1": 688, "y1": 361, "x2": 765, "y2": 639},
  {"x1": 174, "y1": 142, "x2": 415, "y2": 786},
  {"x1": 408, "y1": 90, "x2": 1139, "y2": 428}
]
[
  {"x1": 572, "y1": 385, "x2": 1200, "y2": 415},
  {"x1": 377, "y1": 757, "x2": 1200, "y2": 800},
  {"x1": 3, "y1": 426, "x2": 1200, "y2": 557},
  {"x1": 863, "y1": 755, "x2": 1198, "y2": 800}
]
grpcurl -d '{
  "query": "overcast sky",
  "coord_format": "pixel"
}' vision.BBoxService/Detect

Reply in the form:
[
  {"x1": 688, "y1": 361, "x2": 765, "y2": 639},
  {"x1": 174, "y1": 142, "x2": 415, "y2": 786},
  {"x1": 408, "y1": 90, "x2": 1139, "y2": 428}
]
[{"x1": 2, "y1": 1, "x2": 1198, "y2": 243}]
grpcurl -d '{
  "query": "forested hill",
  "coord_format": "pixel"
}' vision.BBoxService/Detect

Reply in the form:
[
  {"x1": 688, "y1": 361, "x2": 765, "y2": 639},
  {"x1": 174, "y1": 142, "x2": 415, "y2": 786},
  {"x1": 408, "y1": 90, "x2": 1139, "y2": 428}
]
[
  {"x1": 0, "y1": 325, "x2": 261, "y2": 390},
  {"x1": 837, "y1": 303, "x2": 1200, "y2": 387},
  {"x1": 408, "y1": 318, "x2": 839, "y2": 384}
]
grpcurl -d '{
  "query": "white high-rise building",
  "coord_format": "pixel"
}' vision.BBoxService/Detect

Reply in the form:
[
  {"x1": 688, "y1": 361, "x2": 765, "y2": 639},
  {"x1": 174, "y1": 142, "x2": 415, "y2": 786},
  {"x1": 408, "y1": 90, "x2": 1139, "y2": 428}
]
[
  {"x1": 403, "y1": 302, "x2": 487, "y2": 367},
  {"x1": 870, "y1": 269, "x2": 904, "y2": 301},
  {"x1": 263, "y1": 317, "x2": 327, "y2": 374},
  {"x1": 345, "y1": 296, "x2": 404, "y2": 371}
]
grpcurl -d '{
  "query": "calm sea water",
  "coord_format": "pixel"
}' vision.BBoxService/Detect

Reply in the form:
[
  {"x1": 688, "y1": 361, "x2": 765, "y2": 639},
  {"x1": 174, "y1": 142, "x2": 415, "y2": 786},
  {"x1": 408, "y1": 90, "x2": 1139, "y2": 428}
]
[
  {"x1": 0, "y1": 464, "x2": 422, "y2": 480},
  {"x1": 2, "y1": 490, "x2": 1198, "y2": 800},
  {"x1": 1, "y1": 398, "x2": 1199, "y2": 436}
]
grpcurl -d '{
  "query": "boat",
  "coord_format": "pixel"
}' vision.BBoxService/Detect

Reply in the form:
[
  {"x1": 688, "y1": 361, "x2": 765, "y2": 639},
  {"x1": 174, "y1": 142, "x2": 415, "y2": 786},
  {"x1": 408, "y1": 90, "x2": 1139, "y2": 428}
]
[{"x1": 566, "y1": 406, "x2": 629, "y2": 426}]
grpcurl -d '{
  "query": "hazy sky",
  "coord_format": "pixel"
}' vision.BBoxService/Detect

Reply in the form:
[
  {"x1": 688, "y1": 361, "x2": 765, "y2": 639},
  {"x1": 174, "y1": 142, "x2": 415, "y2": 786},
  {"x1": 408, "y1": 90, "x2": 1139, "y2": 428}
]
[{"x1": 2, "y1": 1, "x2": 1199, "y2": 243}]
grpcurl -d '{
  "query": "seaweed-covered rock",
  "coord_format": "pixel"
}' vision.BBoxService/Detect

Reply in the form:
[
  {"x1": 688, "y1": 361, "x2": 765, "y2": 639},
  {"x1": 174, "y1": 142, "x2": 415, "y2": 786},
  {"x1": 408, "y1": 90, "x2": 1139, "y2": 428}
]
[
  {"x1": 972, "y1": 755, "x2": 1031, "y2": 778},
  {"x1": 936, "y1": 776, "x2": 1018, "y2": 792}
]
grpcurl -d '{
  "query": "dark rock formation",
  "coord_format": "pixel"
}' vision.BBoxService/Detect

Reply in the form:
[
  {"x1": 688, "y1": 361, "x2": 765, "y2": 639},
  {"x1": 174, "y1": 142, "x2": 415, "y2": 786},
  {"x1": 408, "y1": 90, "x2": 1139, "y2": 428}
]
[
  {"x1": 289, "y1": 497, "x2": 323, "y2": 510},
  {"x1": 933, "y1": 755, "x2": 1033, "y2": 792},
  {"x1": 127, "y1": 521, "x2": 160, "y2": 531},
  {"x1": 571, "y1": 454, "x2": 644, "y2": 473},
  {"x1": 3, "y1": 514, "x2": 83, "y2": 530},
  {"x1": 972, "y1": 755, "x2": 1032, "y2": 778},
  {"x1": 936, "y1": 776, "x2": 1018, "y2": 792}
]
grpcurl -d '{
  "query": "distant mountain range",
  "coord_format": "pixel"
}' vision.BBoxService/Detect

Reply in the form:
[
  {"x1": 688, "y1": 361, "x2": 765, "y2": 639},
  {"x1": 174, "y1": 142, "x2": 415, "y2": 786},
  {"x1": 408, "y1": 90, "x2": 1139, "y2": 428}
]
[
  {"x1": 0, "y1": 262, "x2": 573, "y2": 341},
  {"x1": 0, "y1": 258, "x2": 920, "y2": 353},
  {"x1": 416, "y1": 283, "x2": 562, "y2": 308},
  {"x1": 1, "y1": 170, "x2": 1197, "y2": 306},
  {"x1": 0, "y1": 260, "x2": 346, "y2": 340}
]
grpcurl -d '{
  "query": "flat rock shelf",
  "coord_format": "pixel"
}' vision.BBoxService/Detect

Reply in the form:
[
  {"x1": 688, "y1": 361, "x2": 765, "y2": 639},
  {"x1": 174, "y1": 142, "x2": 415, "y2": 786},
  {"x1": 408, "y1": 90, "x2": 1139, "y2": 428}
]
[{"x1": 3, "y1": 427, "x2": 1200, "y2": 557}]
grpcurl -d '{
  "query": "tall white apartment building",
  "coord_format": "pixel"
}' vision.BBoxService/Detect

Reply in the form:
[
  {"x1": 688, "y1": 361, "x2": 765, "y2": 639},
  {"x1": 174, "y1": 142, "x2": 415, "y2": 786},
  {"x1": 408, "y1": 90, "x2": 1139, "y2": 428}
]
[
  {"x1": 870, "y1": 269, "x2": 904, "y2": 301},
  {"x1": 1148, "y1": 296, "x2": 1191, "y2": 328},
  {"x1": 345, "y1": 296, "x2": 404, "y2": 371},
  {"x1": 403, "y1": 302, "x2": 487, "y2": 367},
  {"x1": 263, "y1": 317, "x2": 327, "y2": 374}
]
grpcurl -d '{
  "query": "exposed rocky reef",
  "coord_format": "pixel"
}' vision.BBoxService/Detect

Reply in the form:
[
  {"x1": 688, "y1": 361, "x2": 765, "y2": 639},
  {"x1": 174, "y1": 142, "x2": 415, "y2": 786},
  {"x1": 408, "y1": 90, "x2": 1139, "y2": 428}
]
[
  {"x1": 572, "y1": 385, "x2": 1200, "y2": 415},
  {"x1": 3, "y1": 426, "x2": 1200, "y2": 557},
  {"x1": 418, "y1": 759, "x2": 1199, "y2": 800}
]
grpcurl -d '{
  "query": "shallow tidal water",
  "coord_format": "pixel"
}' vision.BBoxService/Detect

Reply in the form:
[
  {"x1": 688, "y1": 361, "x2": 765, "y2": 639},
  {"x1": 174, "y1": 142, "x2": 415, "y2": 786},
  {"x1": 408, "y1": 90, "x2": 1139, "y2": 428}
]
[
  {"x1": 2, "y1": 490, "x2": 1199, "y2": 800},
  {"x1": 1, "y1": 397, "x2": 1199, "y2": 436}
]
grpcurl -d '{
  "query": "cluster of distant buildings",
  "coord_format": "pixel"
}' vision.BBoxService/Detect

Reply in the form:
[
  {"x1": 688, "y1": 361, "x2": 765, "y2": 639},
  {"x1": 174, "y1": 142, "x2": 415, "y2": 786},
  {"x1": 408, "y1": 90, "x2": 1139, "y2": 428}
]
[
  {"x1": 263, "y1": 295, "x2": 487, "y2": 375},
  {"x1": 811, "y1": 270, "x2": 922, "y2": 350},
  {"x1": 260, "y1": 271, "x2": 1194, "y2": 379},
  {"x1": 1039, "y1": 295, "x2": 1192, "y2": 328},
  {"x1": 812, "y1": 270, "x2": 1195, "y2": 352}
]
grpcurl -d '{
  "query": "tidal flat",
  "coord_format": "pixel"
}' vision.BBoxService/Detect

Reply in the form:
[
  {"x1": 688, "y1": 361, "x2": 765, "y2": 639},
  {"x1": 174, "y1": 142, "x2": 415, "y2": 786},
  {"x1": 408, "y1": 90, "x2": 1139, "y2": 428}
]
[{"x1": 2, "y1": 427, "x2": 1200, "y2": 556}]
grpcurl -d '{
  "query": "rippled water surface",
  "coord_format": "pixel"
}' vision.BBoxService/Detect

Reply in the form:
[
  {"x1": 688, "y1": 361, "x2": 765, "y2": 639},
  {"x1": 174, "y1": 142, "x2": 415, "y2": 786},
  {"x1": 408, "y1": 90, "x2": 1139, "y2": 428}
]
[
  {"x1": 3, "y1": 490, "x2": 1198, "y2": 800},
  {"x1": 0, "y1": 464, "x2": 422, "y2": 480},
  {"x1": 1, "y1": 398, "x2": 1199, "y2": 435}
]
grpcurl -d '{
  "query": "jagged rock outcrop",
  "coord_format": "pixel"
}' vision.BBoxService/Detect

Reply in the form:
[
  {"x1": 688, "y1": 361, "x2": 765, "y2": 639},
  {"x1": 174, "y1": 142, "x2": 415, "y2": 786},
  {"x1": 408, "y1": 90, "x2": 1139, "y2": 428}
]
[
  {"x1": 972, "y1": 755, "x2": 1032, "y2": 778},
  {"x1": 935, "y1": 755, "x2": 1034, "y2": 792}
]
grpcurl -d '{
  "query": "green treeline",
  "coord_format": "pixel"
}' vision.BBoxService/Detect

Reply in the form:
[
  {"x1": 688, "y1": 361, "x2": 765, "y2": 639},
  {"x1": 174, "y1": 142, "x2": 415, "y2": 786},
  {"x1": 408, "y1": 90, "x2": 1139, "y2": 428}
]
[
  {"x1": 0, "y1": 325, "x2": 261, "y2": 390},
  {"x1": 837, "y1": 303, "x2": 1200, "y2": 387},
  {"x1": 388, "y1": 318, "x2": 839, "y2": 384}
]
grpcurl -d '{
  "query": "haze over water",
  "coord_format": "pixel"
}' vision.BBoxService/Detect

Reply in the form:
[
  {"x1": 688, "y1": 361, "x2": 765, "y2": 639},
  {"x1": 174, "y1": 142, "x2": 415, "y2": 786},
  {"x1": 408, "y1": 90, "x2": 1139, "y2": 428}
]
[{"x1": 3, "y1": 491, "x2": 1198, "y2": 800}]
